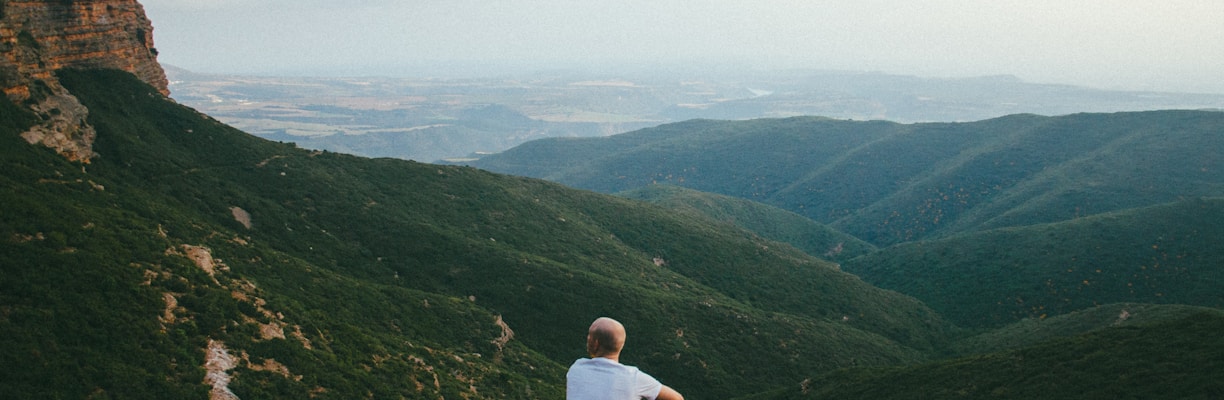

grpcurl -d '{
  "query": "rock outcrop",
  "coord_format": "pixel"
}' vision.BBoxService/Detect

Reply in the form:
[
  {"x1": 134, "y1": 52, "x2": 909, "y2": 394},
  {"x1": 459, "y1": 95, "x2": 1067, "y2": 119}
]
[{"x1": 1, "y1": 0, "x2": 168, "y2": 162}]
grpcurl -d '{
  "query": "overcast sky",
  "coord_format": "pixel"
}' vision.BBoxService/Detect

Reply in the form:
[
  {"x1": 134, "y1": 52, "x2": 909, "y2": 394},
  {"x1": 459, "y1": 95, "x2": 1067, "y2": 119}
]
[{"x1": 141, "y1": 0, "x2": 1224, "y2": 93}]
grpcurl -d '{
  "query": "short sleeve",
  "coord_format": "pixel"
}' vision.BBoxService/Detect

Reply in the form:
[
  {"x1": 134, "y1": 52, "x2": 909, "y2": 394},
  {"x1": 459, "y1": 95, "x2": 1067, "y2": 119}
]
[{"x1": 634, "y1": 369, "x2": 664, "y2": 400}]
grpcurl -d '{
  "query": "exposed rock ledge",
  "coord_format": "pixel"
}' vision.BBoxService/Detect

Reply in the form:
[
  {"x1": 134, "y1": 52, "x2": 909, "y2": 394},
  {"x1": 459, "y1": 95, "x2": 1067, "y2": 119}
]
[{"x1": 1, "y1": 0, "x2": 169, "y2": 162}]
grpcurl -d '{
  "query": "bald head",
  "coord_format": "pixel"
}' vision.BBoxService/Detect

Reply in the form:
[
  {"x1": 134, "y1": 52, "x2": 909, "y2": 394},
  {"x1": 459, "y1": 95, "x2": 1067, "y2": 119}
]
[{"x1": 586, "y1": 317, "x2": 627, "y2": 359}]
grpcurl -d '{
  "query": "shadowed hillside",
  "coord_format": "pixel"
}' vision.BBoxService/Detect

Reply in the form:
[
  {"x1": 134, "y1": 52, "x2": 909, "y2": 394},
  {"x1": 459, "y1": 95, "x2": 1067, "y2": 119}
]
[
  {"x1": 618, "y1": 184, "x2": 876, "y2": 262},
  {"x1": 951, "y1": 303, "x2": 1224, "y2": 356},
  {"x1": 464, "y1": 112, "x2": 1224, "y2": 246},
  {"x1": 842, "y1": 197, "x2": 1224, "y2": 328},
  {"x1": 744, "y1": 307, "x2": 1224, "y2": 400}
]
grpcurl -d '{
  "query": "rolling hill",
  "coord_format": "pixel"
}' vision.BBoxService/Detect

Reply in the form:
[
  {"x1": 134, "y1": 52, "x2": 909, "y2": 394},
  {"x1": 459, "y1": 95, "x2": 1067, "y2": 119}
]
[
  {"x1": 460, "y1": 105, "x2": 1224, "y2": 398},
  {"x1": 463, "y1": 112, "x2": 1224, "y2": 246}
]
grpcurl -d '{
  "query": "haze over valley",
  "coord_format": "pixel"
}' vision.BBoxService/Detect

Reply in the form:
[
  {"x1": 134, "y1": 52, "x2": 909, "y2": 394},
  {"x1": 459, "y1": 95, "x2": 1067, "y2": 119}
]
[
  {"x1": 167, "y1": 66, "x2": 1224, "y2": 163},
  {"x1": 147, "y1": 1, "x2": 1224, "y2": 163}
]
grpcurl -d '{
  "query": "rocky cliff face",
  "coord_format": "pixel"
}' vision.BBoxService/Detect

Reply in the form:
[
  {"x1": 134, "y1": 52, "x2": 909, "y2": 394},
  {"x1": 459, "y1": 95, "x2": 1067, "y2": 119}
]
[{"x1": 1, "y1": 0, "x2": 168, "y2": 162}]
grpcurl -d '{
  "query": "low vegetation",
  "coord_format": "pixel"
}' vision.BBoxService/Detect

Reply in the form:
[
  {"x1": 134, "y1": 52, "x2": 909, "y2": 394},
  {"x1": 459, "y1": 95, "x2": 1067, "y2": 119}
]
[
  {"x1": 747, "y1": 307, "x2": 1224, "y2": 400},
  {"x1": 3, "y1": 68, "x2": 1222, "y2": 398}
]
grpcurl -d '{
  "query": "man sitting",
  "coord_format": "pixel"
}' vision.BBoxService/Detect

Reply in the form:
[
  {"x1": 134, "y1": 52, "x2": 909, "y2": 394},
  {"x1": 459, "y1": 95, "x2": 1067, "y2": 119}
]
[{"x1": 566, "y1": 317, "x2": 683, "y2": 400}]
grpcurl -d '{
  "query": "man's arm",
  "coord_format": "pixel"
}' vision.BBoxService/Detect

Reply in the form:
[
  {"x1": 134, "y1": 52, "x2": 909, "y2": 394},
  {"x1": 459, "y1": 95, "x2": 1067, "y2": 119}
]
[{"x1": 655, "y1": 385, "x2": 683, "y2": 400}]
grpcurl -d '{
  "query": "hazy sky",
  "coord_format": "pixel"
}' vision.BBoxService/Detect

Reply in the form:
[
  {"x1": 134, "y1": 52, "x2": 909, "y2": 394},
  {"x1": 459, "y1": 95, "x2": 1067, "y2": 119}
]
[{"x1": 142, "y1": 0, "x2": 1224, "y2": 93}]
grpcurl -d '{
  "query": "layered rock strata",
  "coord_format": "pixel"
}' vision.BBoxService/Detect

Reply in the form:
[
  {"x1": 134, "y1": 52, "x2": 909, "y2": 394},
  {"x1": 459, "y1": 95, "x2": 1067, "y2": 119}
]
[{"x1": 1, "y1": 0, "x2": 168, "y2": 162}]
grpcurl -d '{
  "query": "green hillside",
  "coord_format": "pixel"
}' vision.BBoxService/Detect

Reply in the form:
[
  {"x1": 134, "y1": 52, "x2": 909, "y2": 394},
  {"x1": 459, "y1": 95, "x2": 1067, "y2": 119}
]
[
  {"x1": 618, "y1": 184, "x2": 876, "y2": 262},
  {"x1": 0, "y1": 69, "x2": 952, "y2": 399},
  {"x1": 843, "y1": 198, "x2": 1224, "y2": 328},
  {"x1": 747, "y1": 307, "x2": 1224, "y2": 400},
  {"x1": 951, "y1": 303, "x2": 1223, "y2": 356},
  {"x1": 465, "y1": 112, "x2": 1224, "y2": 246}
]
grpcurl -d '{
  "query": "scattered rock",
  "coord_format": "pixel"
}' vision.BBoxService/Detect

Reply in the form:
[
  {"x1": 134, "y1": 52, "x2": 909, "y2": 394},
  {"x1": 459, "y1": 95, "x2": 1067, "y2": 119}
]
[
  {"x1": 229, "y1": 206, "x2": 252, "y2": 229},
  {"x1": 490, "y1": 315, "x2": 515, "y2": 351},
  {"x1": 160, "y1": 292, "x2": 177, "y2": 326}
]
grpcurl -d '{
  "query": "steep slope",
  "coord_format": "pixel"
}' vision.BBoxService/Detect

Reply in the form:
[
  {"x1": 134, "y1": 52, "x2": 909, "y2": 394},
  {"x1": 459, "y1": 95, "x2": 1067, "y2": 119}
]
[
  {"x1": 843, "y1": 198, "x2": 1224, "y2": 328},
  {"x1": 1, "y1": 70, "x2": 564, "y2": 399},
  {"x1": 618, "y1": 184, "x2": 876, "y2": 262},
  {"x1": 1, "y1": 69, "x2": 954, "y2": 399},
  {"x1": 466, "y1": 112, "x2": 1224, "y2": 246}
]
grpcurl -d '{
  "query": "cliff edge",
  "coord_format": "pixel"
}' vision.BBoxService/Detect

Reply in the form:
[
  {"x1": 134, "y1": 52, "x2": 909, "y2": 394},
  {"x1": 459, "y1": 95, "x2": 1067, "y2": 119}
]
[{"x1": 1, "y1": 0, "x2": 168, "y2": 162}]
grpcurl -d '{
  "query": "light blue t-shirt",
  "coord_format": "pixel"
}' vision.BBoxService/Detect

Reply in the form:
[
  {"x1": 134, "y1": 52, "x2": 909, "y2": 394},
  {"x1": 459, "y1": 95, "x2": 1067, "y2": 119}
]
[{"x1": 566, "y1": 357, "x2": 663, "y2": 400}]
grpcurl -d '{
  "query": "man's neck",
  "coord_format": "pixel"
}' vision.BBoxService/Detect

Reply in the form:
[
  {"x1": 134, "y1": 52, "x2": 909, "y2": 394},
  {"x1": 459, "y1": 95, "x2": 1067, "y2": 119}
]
[{"x1": 594, "y1": 353, "x2": 620, "y2": 363}]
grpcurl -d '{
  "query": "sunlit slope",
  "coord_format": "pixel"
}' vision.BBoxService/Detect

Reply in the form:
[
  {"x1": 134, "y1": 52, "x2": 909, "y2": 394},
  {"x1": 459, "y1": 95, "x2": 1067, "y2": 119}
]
[
  {"x1": 843, "y1": 198, "x2": 1224, "y2": 328},
  {"x1": 618, "y1": 184, "x2": 876, "y2": 262},
  {"x1": 745, "y1": 307, "x2": 1224, "y2": 400},
  {"x1": 0, "y1": 69, "x2": 953, "y2": 399},
  {"x1": 468, "y1": 112, "x2": 1224, "y2": 246}
]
